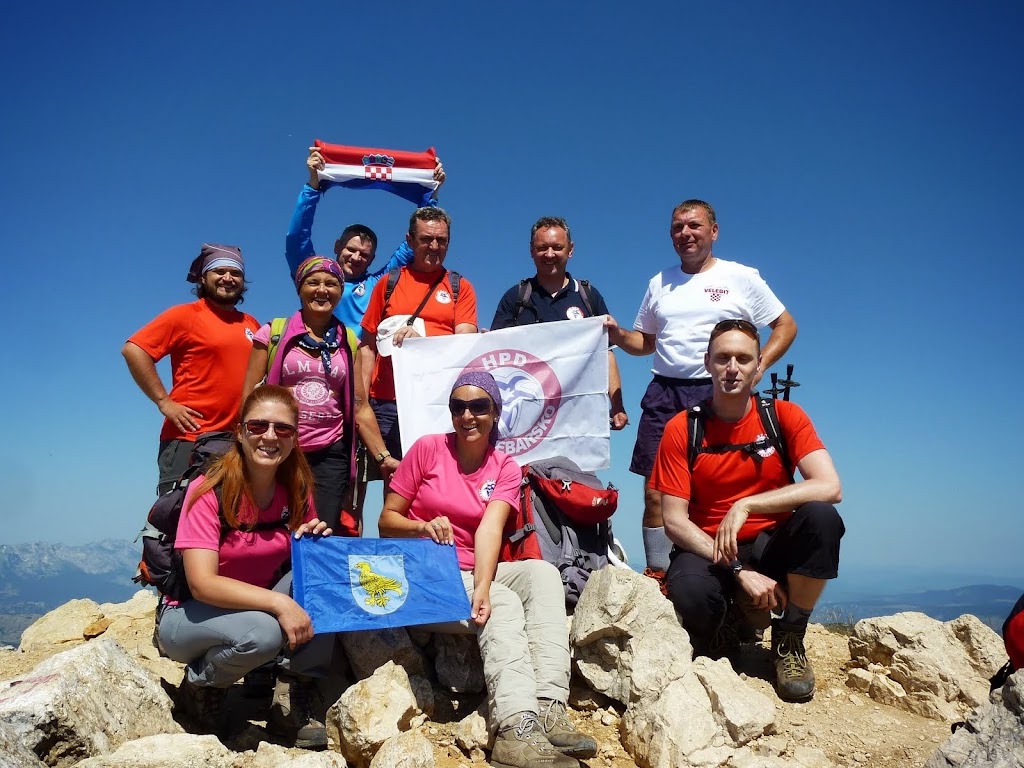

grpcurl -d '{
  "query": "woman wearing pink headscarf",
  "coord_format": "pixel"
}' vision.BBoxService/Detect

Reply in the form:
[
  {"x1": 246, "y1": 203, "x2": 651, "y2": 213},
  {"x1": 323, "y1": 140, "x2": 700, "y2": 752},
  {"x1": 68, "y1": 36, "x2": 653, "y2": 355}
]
[
  {"x1": 242, "y1": 256, "x2": 358, "y2": 535},
  {"x1": 379, "y1": 371, "x2": 598, "y2": 768}
]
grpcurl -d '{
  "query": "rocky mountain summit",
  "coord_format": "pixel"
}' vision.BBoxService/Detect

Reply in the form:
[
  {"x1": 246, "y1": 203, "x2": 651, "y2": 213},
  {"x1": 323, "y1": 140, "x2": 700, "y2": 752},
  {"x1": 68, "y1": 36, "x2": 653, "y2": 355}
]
[{"x1": 0, "y1": 568, "x2": 1019, "y2": 768}]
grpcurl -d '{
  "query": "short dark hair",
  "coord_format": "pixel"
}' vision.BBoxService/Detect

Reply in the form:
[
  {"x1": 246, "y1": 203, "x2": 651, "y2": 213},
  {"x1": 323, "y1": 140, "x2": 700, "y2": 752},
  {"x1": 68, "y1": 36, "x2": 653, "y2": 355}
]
[
  {"x1": 672, "y1": 199, "x2": 717, "y2": 226},
  {"x1": 408, "y1": 206, "x2": 451, "y2": 238},
  {"x1": 708, "y1": 318, "x2": 760, "y2": 354},
  {"x1": 336, "y1": 224, "x2": 378, "y2": 254},
  {"x1": 530, "y1": 216, "x2": 572, "y2": 245}
]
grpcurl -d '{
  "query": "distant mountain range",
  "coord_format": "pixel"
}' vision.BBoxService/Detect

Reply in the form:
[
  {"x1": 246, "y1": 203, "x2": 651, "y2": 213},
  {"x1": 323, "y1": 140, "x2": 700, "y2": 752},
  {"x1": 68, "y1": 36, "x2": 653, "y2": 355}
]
[
  {"x1": 0, "y1": 540, "x2": 1019, "y2": 646},
  {"x1": 0, "y1": 539, "x2": 142, "y2": 646},
  {"x1": 814, "y1": 583, "x2": 1022, "y2": 630}
]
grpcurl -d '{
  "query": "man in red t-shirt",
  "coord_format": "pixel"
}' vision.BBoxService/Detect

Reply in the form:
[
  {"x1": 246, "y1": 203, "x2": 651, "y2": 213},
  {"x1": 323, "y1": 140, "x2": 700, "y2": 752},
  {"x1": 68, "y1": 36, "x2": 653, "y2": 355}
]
[
  {"x1": 355, "y1": 207, "x2": 478, "y2": 491},
  {"x1": 123, "y1": 245, "x2": 259, "y2": 494},
  {"x1": 650, "y1": 318, "x2": 843, "y2": 702}
]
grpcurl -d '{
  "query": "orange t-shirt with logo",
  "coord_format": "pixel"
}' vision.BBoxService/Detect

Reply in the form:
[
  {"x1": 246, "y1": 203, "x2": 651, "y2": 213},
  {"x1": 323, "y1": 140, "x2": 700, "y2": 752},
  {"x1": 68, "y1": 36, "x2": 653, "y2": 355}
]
[
  {"x1": 361, "y1": 268, "x2": 478, "y2": 401},
  {"x1": 128, "y1": 300, "x2": 259, "y2": 441},
  {"x1": 650, "y1": 399, "x2": 825, "y2": 542}
]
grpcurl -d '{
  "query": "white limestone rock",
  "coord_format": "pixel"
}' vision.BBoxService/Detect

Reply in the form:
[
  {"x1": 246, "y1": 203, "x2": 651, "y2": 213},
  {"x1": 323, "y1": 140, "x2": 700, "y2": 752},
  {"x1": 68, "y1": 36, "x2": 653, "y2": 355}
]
[
  {"x1": 692, "y1": 656, "x2": 776, "y2": 745},
  {"x1": 0, "y1": 638, "x2": 179, "y2": 768},
  {"x1": 570, "y1": 567, "x2": 692, "y2": 705},
  {"x1": 368, "y1": 731, "x2": 435, "y2": 767},
  {"x1": 72, "y1": 734, "x2": 233, "y2": 767},
  {"x1": 327, "y1": 661, "x2": 434, "y2": 768},
  {"x1": 340, "y1": 628, "x2": 426, "y2": 680},
  {"x1": 925, "y1": 668, "x2": 1024, "y2": 768},
  {"x1": 17, "y1": 599, "x2": 104, "y2": 653},
  {"x1": 848, "y1": 611, "x2": 1006, "y2": 721}
]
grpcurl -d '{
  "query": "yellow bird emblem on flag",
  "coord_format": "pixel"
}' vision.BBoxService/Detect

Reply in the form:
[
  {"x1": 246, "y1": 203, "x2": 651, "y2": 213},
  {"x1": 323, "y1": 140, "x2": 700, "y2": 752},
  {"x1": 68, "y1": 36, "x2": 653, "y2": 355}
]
[{"x1": 355, "y1": 560, "x2": 404, "y2": 607}]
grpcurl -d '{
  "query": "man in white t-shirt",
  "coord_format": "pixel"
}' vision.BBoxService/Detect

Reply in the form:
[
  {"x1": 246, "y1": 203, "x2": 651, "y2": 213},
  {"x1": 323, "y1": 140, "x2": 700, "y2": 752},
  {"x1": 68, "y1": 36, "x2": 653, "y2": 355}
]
[{"x1": 606, "y1": 199, "x2": 798, "y2": 574}]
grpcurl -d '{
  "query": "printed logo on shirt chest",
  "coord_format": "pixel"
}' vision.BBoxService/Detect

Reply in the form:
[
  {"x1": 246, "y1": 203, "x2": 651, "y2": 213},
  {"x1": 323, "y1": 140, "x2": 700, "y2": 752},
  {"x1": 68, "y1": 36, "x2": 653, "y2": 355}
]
[
  {"x1": 479, "y1": 479, "x2": 497, "y2": 502},
  {"x1": 565, "y1": 307, "x2": 585, "y2": 320},
  {"x1": 354, "y1": 282, "x2": 367, "y2": 297},
  {"x1": 245, "y1": 328, "x2": 255, "y2": 342},
  {"x1": 754, "y1": 433, "x2": 777, "y2": 459},
  {"x1": 704, "y1": 287, "x2": 729, "y2": 303},
  {"x1": 435, "y1": 289, "x2": 452, "y2": 305}
]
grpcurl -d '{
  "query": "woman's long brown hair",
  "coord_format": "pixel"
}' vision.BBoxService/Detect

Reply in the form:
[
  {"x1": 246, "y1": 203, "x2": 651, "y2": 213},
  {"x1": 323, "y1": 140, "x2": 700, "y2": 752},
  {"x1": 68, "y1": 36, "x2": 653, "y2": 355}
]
[{"x1": 188, "y1": 385, "x2": 314, "y2": 531}]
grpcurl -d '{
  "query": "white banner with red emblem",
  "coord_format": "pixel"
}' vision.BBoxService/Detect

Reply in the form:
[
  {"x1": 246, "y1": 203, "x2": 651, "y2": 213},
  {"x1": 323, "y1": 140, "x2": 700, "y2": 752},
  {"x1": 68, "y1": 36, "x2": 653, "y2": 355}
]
[{"x1": 392, "y1": 317, "x2": 610, "y2": 470}]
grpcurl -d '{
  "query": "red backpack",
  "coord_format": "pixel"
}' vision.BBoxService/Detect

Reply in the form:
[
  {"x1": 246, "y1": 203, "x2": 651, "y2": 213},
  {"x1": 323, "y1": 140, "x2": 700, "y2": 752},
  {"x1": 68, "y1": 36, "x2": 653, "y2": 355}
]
[{"x1": 499, "y1": 457, "x2": 621, "y2": 610}]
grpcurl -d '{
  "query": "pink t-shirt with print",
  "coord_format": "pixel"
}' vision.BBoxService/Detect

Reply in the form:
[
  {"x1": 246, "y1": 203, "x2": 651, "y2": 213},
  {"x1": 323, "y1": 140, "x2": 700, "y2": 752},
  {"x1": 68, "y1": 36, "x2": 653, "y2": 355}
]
[
  {"x1": 389, "y1": 433, "x2": 522, "y2": 570},
  {"x1": 175, "y1": 474, "x2": 315, "y2": 589},
  {"x1": 254, "y1": 324, "x2": 348, "y2": 451}
]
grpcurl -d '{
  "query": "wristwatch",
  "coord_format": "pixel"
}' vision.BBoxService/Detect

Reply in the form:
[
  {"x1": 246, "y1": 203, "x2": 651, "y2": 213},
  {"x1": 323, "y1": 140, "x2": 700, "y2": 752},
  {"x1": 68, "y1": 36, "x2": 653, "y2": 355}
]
[
  {"x1": 375, "y1": 450, "x2": 391, "y2": 464},
  {"x1": 730, "y1": 558, "x2": 743, "y2": 573}
]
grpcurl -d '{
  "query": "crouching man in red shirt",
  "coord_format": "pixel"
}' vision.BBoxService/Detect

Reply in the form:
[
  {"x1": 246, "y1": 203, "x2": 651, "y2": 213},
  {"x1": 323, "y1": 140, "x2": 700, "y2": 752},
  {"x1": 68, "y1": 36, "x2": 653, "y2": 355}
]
[{"x1": 650, "y1": 319, "x2": 843, "y2": 701}]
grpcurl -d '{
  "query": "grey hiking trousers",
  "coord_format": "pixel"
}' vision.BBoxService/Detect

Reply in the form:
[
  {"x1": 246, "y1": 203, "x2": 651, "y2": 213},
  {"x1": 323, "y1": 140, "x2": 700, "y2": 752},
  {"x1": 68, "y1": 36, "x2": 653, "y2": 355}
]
[{"x1": 157, "y1": 572, "x2": 332, "y2": 688}]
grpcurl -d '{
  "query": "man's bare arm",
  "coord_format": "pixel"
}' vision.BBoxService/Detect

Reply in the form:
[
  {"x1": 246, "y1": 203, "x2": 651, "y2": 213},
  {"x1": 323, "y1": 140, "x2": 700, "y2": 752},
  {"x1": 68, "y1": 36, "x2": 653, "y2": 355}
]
[
  {"x1": 122, "y1": 341, "x2": 202, "y2": 433},
  {"x1": 760, "y1": 310, "x2": 798, "y2": 373},
  {"x1": 608, "y1": 350, "x2": 628, "y2": 429},
  {"x1": 661, "y1": 493, "x2": 716, "y2": 560},
  {"x1": 604, "y1": 316, "x2": 655, "y2": 356},
  {"x1": 714, "y1": 449, "x2": 841, "y2": 563}
]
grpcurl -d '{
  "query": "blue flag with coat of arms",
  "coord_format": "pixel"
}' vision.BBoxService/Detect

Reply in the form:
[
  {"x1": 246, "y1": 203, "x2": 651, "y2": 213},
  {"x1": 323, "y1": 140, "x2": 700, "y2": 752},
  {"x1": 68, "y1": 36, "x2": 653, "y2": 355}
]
[{"x1": 292, "y1": 537, "x2": 471, "y2": 634}]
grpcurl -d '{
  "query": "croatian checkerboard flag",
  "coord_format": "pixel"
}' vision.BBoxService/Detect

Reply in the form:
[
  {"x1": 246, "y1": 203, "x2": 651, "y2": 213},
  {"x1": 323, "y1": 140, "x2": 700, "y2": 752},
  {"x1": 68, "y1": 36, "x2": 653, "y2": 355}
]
[
  {"x1": 292, "y1": 537, "x2": 471, "y2": 634},
  {"x1": 314, "y1": 140, "x2": 438, "y2": 206},
  {"x1": 393, "y1": 317, "x2": 610, "y2": 470}
]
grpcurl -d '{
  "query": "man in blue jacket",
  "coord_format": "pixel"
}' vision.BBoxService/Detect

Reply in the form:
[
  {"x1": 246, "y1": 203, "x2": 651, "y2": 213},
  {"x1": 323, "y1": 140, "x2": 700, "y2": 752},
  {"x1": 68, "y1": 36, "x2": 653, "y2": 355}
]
[{"x1": 284, "y1": 146, "x2": 446, "y2": 525}]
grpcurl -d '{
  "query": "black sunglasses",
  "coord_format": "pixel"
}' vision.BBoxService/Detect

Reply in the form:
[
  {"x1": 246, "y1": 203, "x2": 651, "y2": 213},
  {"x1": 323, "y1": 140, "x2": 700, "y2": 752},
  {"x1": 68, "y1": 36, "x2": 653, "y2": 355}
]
[
  {"x1": 243, "y1": 419, "x2": 298, "y2": 438},
  {"x1": 448, "y1": 397, "x2": 493, "y2": 417}
]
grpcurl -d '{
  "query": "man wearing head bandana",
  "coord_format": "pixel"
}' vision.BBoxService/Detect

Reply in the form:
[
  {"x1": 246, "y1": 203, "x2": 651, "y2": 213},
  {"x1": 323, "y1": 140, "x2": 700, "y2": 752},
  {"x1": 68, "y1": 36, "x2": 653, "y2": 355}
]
[{"x1": 123, "y1": 244, "x2": 260, "y2": 495}]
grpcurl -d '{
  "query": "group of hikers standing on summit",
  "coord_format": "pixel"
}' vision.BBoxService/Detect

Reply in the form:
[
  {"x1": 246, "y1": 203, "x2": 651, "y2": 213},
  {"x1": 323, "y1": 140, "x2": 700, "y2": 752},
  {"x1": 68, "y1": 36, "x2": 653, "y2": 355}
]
[{"x1": 122, "y1": 143, "x2": 844, "y2": 764}]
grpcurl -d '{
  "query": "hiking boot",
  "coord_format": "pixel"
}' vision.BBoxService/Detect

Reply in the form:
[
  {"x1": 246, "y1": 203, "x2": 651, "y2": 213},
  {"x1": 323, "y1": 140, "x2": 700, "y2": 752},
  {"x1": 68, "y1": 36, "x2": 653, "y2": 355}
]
[
  {"x1": 538, "y1": 698, "x2": 598, "y2": 758},
  {"x1": 268, "y1": 673, "x2": 328, "y2": 749},
  {"x1": 695, "y1": 607, "x2": 742, "y2": 664},
  {"x1": 771, "y1": 621, "x2": 815, "y2": 701},
  {"x1": 490, "y1": 712, "x2": 580, "y2": 768},
  {"x1": 177, "y1": 676, "x2": 228, "y2": 735}
]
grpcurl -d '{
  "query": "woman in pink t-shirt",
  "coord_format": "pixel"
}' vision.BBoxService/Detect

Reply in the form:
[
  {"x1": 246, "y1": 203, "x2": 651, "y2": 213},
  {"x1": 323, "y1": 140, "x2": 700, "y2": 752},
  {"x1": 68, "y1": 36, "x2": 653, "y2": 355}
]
[
  {"x1": 381, "y1": 371, "x2": 597, "y2": 767},
  {"x1": 242, "y1": 256, "x2": 358, "y2": 537},
  {"x1": 157, "y1": 385, "x2": 333, "y2": 749}
]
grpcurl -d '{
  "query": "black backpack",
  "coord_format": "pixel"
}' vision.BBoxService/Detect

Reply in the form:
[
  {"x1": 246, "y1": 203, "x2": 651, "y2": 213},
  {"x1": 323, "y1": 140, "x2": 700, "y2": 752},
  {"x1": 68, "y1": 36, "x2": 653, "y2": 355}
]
[
  {"x1": 133, "y1": 432, "x2": 288, "y2": 602},
  {"x1": 512, "y1": 278, "x2": 594, "y2": 326},
  {"x1": 513, "y1": 457, "x2": 623, "y2": 612},
  {"x1": 687, "y1": 397, "x2": 794, "y2": 481}
]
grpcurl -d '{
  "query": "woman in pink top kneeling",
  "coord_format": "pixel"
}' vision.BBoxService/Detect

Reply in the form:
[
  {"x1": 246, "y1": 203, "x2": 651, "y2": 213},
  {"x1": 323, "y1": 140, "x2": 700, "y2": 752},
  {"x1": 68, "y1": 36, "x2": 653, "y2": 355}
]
[
  {"x1": 157, "y1": 385, "x2": 332, "y2": 749},
  {"x1": 379, "y1": 371, "x2": 598, "y2": 768}
]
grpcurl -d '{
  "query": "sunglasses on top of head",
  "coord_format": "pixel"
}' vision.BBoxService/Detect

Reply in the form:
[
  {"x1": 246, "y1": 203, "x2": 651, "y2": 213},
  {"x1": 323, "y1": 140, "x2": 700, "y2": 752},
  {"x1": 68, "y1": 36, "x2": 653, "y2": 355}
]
[
  {"x1": 448, "y1": 398, "x2": 493, "y2": 417},
  {"x1": 243, "y1": 419, "x2": 298, "y2": 438}
]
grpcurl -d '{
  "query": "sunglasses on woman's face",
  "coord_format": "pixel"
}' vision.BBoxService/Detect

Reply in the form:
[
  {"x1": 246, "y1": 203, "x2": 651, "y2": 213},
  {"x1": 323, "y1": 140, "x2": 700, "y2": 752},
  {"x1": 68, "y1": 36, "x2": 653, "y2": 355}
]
[
  {"x1": 448, "y1": 397, "x2": 492, "y2": 417},
  {"x1": 243, "y1": 419, "x2": 298, "y2": 438}
]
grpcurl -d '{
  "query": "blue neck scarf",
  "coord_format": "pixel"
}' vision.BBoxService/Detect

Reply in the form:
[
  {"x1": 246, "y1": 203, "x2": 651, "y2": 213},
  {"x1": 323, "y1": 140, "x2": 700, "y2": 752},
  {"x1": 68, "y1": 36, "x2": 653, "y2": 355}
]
[{"x1": 297, "y1": 325, "x2": 339, "y2": 375}]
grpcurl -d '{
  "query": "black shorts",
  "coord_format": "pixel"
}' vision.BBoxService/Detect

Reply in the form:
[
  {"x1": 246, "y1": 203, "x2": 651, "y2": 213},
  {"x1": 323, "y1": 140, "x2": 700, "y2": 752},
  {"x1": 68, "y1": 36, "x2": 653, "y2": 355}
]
[{"x1": 629, "y1": 376, "x2": 712, "y2": 477}]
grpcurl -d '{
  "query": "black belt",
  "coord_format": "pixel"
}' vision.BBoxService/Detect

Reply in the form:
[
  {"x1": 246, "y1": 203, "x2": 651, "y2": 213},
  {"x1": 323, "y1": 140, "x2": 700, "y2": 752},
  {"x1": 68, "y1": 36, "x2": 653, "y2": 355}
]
[{"x1": 652, "y1": 375, "x2": 712, "y2": 385}]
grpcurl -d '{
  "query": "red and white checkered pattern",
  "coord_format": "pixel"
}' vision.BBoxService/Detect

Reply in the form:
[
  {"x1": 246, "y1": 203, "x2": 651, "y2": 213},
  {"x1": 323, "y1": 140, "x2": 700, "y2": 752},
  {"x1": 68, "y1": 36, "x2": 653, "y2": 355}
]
[{"x1": 364, "y1": 166, "x2": 393, "y2": 181}]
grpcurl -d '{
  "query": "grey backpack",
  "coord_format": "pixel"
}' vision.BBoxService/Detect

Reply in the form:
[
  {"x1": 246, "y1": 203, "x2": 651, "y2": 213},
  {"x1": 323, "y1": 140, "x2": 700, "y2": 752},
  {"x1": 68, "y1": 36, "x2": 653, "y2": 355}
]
[{"x1": 520, "y1": 457, "x2": 623, "y2": 611}]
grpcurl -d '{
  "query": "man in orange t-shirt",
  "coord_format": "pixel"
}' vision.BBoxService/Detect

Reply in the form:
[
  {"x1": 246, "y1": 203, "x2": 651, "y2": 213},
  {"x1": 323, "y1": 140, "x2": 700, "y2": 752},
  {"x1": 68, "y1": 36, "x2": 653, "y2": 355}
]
[
  {"x1": 650, "y1": 319, "x2": 843, "y2": 702},
  {"x1": 356, "y1": 206, "x2": 477, "y2": 488},
  {"x1": 123, "y1": 245, "x2": 259, "y2": 494}
]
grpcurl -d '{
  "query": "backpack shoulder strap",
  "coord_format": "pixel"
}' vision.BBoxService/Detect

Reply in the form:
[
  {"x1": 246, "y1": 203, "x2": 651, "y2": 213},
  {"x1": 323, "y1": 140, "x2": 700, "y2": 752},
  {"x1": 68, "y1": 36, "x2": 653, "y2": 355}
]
[
  {"x1": 687, "y1": 404, "x2": 708, "y2": 471},
  {"x1": 577, "y1": 279, "x2": 594, "y2": 317},
  {"x1": 449, "y1": 271, "x2": 461, "y2": 302},
  {"x1": 756, "y1": 397, "x2": 794, "y2": 483},
  {"x1": 384, "y1": 267, "x2": 401, "y2": 303},
  {"x1": 345, "y1": 327, "x2": 358, "y2": 357},
  {"x1": 513, "y1": 279, "x2": 533, "y2": 326},
  {"x1": 266, "y1": 317, "x2": 289, "y2": 375}
]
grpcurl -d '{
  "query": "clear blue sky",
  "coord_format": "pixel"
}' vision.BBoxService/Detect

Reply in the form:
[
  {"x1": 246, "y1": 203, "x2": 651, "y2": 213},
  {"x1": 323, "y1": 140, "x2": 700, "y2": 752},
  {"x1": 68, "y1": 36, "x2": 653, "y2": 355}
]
[{"x1": 2, "y1": 1, "x2": 1021, "y2": 591}]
